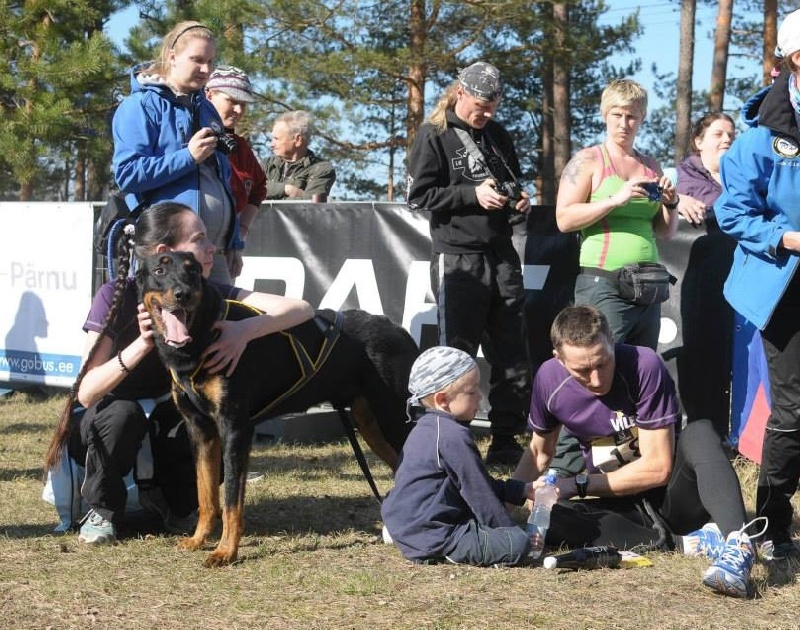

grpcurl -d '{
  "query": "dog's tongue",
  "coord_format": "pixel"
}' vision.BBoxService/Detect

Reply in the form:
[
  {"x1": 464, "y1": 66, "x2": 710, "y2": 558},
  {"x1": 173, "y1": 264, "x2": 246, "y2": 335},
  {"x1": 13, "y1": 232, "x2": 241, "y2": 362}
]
[{"x1": 161, "y1": 308, "x2": 192, "y2": 347}]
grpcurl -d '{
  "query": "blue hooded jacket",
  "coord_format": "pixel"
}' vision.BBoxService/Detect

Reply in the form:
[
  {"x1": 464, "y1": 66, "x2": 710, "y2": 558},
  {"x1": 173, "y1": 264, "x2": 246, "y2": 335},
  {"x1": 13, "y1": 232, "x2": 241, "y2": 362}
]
[
  {"x1": 112, "y1": 65, "x2": 242, "y2": 250},
  {"x1": 715, "y1": 70, "x2": 800, "y2": 329}
]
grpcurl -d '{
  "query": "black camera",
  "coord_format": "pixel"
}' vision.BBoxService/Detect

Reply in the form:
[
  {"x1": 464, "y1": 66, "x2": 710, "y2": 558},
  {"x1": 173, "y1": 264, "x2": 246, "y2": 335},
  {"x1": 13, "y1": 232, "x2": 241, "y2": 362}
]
[
  {"x1": 641, "y1": 181, "x2": 662, "y2": 202},
  {"x1": 499, "y1": 180, "x2": 522, "y2": 210},
  {"x1": 209, "y1": 122, "x2": 238, "y2": 155}
]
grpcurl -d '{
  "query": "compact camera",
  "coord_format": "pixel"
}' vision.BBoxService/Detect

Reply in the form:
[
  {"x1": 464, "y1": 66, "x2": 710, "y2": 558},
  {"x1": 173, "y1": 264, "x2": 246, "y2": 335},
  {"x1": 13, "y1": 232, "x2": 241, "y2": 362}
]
[
  {"x1": 641, "y1": 181, "x2": 662, "y2": 202},
  {"x1": 209, "y1": 122, "x2": 238, "y2": 155}
]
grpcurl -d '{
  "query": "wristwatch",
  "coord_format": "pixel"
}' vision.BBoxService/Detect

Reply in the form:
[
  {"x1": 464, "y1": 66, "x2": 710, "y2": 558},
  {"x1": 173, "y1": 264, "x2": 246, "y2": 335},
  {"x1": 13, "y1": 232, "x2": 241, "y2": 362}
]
[{"x1": 575, "y1": 473, "x2": 589, "y2": 499}]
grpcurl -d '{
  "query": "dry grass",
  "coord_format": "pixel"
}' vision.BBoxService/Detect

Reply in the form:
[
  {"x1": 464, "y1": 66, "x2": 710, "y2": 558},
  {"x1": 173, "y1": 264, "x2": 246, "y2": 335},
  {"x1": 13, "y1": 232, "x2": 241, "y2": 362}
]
[{"x1": 2, "y1": 391, "x2": 800, "y2": 630}]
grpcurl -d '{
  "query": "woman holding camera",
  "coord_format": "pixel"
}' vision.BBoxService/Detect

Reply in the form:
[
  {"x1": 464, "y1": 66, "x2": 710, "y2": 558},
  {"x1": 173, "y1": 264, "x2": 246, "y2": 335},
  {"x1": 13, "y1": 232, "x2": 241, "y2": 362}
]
[
  {"x1": 112, "y1": 21, "x2": 241, "y2": 283},
  {"x1": 556, "y1": 78, "x2": 678, "y2": 350},
  {"x1": 548, "y1": 79, "x2": 677, "y2": 477}
]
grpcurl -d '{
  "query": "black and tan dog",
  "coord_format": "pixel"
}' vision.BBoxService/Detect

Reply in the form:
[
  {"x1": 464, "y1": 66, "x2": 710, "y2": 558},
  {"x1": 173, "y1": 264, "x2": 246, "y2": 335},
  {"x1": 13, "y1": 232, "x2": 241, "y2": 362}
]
[{"x1": 136, "y1": 251, "x2": 418, "y2": 567}]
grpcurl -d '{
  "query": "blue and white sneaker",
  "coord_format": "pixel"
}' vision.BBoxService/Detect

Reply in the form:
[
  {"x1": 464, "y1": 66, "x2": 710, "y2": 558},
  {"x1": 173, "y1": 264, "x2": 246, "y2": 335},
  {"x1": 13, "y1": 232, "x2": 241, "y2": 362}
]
[
  {"x1": 681, "y1": 522, "x2": 724, "y2": 559},
  {"x1": 702, "y1": 530, "x2": 754, "y2": 598},
  {"x1": 78, "y1": 509, "x2": 116, "y2": 545},
  {"x1": 701, "y1": 517, "x2": 767, "y2": 598}
]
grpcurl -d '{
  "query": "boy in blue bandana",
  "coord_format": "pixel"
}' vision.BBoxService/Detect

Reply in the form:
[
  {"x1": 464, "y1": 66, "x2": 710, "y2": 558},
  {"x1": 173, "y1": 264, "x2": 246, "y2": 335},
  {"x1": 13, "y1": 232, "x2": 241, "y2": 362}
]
[{"x1": 381, "y1": 346, "x2": 539, "y2": 566}]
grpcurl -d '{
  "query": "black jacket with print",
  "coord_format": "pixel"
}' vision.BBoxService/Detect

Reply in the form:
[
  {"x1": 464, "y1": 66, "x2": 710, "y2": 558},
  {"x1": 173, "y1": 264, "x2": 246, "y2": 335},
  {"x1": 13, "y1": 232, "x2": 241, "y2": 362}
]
[{"x1": 406, "y1": 110, "x2": 522, "y2": 254}]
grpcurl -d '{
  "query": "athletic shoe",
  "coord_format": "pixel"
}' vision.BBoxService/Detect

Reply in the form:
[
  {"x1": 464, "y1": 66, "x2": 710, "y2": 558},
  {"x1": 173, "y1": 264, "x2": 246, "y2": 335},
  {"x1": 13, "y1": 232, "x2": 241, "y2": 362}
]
[
  {"x1": 78, "y1": 509, "x2": 116, "y2": 545},
  {"x1": 485, "y1": 435, "x2": 523, "y2": 467},
  {"x1": 701, "y1": 530, "x2": 755, "y2": 598},
  {"x1": 681, "y1": 522, "x2": 724, "y2": 559},
  {"x1": 759, "y1": 539, "x2": 800, "y2": 561},
  {"x1": 139, "y1": 487, "x2": 197, "y2": 535},
  {"x1": 381, "y1": 524, "x2": 393, "y2": 545}
]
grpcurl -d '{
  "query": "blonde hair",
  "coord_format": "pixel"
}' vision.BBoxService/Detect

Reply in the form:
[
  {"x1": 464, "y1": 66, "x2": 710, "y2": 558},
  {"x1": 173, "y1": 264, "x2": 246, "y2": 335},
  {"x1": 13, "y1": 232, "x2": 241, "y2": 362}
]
[
  {"x1": 427, "y1": 82, "x2": 460, "y2": 134},
  {"x1": 149, "y1": 21, "x2": 215, "y2": 77},
  {"x1": 600, "y1": 78, "x2": 648, "y2": 119}
]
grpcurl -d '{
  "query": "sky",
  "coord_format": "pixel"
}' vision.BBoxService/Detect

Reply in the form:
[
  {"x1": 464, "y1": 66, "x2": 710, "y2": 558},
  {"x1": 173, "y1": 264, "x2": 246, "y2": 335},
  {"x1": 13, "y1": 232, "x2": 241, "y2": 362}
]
[{"x1": 601, "y1": 1, "x2": 763, "y2": 109}]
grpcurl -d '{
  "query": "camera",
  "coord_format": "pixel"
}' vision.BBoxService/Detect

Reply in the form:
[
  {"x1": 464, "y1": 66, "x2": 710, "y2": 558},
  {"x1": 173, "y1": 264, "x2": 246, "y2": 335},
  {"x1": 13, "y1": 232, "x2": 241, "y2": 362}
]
[
  {"x1": 209, "y1": 121, "x2": 238, "y2": 155},
  {"x1": 498, "y1": 180, "x2": 526, "y2": 225},
  {"x1": 499, "y1": 180, "x2": 522, "y2": 210},
  {"x1": 641, "y1": 181, "x2": 662, "y2": 202}
]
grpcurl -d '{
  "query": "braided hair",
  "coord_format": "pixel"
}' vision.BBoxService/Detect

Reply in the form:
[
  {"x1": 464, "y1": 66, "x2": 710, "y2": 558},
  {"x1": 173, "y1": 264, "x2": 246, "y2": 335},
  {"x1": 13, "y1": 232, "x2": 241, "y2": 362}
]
[{"x1": 43, "y1": 202, "x2": 192, "y2": 472}]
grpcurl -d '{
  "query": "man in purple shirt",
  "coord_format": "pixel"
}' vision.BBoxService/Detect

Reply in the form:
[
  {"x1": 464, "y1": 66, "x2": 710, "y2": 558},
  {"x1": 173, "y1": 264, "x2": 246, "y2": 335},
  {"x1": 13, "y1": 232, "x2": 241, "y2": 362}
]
[{"x1": 512, "y1": 305, "x2": 765, "y2": 598}]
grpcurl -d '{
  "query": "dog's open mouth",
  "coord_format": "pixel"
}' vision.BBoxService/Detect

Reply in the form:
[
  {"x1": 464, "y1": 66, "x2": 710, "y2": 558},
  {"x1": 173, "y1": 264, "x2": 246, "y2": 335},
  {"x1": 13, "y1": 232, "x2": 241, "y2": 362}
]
[{"x1": 159, "y1": 306, "x2": 193, "y2": 347}]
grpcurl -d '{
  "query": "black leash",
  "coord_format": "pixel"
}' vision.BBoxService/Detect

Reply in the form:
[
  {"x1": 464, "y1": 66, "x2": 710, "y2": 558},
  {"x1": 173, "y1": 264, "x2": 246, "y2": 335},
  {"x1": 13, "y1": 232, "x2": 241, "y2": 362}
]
[{"x1": 336, "y1": 407, "x2": 383, "y2": 504}]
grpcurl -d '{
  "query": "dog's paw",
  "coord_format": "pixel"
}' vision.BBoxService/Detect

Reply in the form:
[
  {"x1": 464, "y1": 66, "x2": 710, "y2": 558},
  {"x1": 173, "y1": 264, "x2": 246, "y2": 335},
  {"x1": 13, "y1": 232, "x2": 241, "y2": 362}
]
[
  {"x1": 204, "y1": 549, "x2": 237, "y2": 568},
  {"x1": 177, "y1": 536, "x2": 206, "y2": 552}
]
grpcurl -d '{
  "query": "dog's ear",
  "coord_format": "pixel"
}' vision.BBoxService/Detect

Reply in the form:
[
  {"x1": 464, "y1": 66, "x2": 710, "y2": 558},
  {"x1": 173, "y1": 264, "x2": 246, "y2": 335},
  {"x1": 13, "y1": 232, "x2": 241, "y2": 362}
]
[{"x1": 135, "y1": 253, "x2": 164, "y2": 299}]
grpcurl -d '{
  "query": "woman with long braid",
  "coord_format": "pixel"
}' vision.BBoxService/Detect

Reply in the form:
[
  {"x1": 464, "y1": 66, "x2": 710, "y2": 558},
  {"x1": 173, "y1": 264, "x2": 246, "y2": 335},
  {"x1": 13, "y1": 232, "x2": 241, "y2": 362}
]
[{"x1": 44, "y1": 202, "x2": 313, "y2": 544}]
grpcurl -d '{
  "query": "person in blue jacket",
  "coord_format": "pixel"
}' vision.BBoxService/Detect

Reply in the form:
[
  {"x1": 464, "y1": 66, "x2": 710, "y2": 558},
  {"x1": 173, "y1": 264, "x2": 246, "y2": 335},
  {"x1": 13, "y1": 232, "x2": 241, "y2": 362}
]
[
  {"x1": 715, "y1": 8, "x2": 800, "y2": 561},
  {"x1": 112, "y1": 20, "x2": 242, "y2": 284}
]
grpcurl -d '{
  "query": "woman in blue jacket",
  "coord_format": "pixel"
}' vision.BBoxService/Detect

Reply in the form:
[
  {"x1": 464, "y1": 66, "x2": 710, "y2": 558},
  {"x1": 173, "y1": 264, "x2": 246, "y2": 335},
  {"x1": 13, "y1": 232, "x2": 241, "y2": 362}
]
[
  {"x1": 112, "y1": 21, "x2": 242, "y2": 284},
  {"x1": 715, "y1": 8, "x2": 800, "y2": 561}
]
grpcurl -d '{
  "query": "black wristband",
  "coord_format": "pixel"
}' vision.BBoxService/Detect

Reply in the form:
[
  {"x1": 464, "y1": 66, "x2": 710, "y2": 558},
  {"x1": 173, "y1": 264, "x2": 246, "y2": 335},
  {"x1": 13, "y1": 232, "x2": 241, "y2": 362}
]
[
  {"x1": 117, "y1": 351, "x2": 131, "y2": 374},
  {"x1": 663, "y1": 200, "x2": 679, "y2": 210}
]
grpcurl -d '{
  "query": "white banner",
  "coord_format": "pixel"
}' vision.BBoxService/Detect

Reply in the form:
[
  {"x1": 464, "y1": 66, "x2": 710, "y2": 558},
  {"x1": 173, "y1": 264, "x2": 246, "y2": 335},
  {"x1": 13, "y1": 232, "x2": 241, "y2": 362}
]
[{"x1": 0, "y1": 203, "x2": 95, "y2": 387}]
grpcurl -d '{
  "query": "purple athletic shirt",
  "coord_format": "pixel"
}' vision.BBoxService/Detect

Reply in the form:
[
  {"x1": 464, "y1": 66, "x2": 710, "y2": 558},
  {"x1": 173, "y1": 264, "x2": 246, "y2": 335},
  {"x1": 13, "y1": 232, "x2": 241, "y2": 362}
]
[{"x1": 528, "y1": 344, "x2": 680, "y2": 472}]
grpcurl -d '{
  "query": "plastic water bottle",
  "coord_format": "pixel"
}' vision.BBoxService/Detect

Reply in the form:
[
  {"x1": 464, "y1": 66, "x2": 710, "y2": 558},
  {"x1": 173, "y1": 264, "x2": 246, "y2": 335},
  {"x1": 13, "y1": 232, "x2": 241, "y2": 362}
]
[
  {"x1": 543, "y1": 546, "x2": 622, "y2": 570},
  {"x1": 526, "y1": 468, "x2": 559, "y2": 559}
]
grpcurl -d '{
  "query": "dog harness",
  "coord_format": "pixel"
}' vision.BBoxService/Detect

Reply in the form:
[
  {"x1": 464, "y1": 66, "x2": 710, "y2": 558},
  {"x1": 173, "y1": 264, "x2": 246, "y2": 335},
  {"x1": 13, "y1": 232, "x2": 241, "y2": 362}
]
[{"x1": 169, "y1": 302, "x2": 343, "y2": 420}]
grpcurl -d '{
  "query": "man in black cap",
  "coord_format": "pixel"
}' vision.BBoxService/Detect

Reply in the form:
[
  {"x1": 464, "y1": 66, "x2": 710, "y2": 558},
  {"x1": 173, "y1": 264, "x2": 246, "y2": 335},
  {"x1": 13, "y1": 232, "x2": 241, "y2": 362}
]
[{"x1": 406, "y1": 61, "x2": 532, "y2": 467}]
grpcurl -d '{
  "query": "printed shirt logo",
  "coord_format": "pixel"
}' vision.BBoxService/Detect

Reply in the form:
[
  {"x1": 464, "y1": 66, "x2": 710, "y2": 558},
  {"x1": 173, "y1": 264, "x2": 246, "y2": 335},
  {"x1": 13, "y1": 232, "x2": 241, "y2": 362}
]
[
  {"x1": 451, "y1": 147, "x2": 492, "y2": 182},
  {"x1": 773, "y1": 136, "x2": 800, "y2": 158},
  {"x1": 589, "y1": 411, "x2": 640, "y2": 473}
]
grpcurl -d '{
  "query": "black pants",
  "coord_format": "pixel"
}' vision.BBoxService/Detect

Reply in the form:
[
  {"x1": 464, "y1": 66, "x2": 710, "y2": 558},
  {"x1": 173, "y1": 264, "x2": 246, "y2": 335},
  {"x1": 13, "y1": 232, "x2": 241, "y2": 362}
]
[
  {"x1": 546, "y1": 420, "x2": 747, "y2": 550},
  {"x1": 677, "y1": 230, "x2": 736, "y2": 437},
  {"x1": 757, "y1": 268, "x2": 800, "y2": 543},
  {"x1": 431, "y1": 244, "x2": 530, "y2": 436},
  {"x1": 68, "y1": 397, "x2": 197, "y2": 522}
]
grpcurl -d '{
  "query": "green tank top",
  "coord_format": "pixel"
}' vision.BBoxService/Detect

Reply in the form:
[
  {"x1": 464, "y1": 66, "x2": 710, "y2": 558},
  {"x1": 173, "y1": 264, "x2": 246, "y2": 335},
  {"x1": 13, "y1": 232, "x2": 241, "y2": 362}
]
[{"x1": 580, "y1": 145, "x2": 660, "y2": 270}]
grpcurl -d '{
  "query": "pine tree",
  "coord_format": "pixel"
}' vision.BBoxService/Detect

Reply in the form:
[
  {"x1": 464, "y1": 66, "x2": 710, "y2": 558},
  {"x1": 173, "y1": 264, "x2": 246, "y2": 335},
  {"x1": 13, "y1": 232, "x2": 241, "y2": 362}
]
[{"x1": 0, "y1": 1, "x2": 125, "y2": 200}]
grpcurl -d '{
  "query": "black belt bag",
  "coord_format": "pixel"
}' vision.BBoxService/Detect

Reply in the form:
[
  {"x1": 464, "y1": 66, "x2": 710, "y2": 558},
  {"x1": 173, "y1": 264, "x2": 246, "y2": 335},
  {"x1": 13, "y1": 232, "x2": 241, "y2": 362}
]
[{"x1": 616, "y1": 262, "x2": 672, "y2": 306}]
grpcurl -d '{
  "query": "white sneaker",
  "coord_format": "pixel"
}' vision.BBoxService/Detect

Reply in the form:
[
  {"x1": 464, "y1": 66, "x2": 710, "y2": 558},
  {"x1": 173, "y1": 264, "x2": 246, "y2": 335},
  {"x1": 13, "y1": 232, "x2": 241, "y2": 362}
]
[{"x1": 78, "y1": 509, "x2": 116, "y2": 545}]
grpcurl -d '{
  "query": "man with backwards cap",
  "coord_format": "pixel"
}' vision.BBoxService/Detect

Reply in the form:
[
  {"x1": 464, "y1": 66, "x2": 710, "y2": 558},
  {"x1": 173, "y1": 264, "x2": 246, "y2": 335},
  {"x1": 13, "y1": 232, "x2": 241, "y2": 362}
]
[
  {"x1": 380, "y1": 346, "x2": 540, "y2": 566},
  {"x1": 406, "y1": 62, "x2": 532, "y2": 467},
  {"x1": 206, "y1": 65, "x2": 267, "y2": 278}
]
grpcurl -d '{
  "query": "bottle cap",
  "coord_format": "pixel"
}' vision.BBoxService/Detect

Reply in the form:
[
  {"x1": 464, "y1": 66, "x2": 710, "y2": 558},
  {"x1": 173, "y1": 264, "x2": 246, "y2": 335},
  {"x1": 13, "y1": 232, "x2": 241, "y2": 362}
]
[
  {"x1": 544, "y1": 468, "x2": 558, "y2": 485},
  {"x1": 543, "y1": 556, "x2": 557, "y2": 569}
]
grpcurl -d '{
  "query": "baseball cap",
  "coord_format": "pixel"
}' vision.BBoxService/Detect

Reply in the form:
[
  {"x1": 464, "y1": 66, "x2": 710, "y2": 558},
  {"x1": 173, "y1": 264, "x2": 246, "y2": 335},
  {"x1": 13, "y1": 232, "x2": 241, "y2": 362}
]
[
  {"x1": 206, "y1": 66, "x2": 256, "y2": 103},
  {"x1": 458, "y1": 62, "x2": 502, "y2": 101},
  {"x1": 778, "y1": 9, "x2": 800, "y2": 59}
]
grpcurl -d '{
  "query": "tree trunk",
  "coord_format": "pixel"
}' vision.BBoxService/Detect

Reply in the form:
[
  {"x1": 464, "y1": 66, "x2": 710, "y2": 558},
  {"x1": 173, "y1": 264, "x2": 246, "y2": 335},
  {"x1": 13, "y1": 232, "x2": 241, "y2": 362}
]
[
  {"x1": 552, "y1": 1, "x2": 570, "y2": 203},
  {"x1": 763, "y1": 0, "x2": 778, "y2": 85},
  {"x1": 708, "y1": 0, "x2": 732, "y2": 111},
  {"x1": 406, "y1": 0, "x2": 427, "y2": 152},
  {"x1": 539, "y1": 61, "x2": 554, "y2": 206},
  {"x1": 674, "y1": 0, "x2": 695, "y2": 164},
  {"x1": 74, "y1": 146, "x2": 86, "y2": 202}
]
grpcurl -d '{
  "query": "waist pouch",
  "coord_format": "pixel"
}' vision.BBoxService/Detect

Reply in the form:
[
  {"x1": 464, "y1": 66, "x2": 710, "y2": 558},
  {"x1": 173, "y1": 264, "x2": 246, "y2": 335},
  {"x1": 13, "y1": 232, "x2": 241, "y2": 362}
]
[{"x1": 616, "y1": 262, "x2": 672, "y2": 306}]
